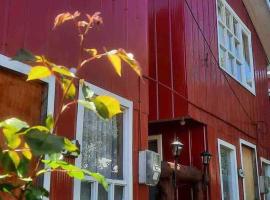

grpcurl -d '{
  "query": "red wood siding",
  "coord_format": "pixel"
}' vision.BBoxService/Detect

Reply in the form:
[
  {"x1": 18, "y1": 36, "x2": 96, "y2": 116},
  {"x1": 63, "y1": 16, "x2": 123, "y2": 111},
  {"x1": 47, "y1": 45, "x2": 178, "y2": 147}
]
[
  {"x1": 148, "y1": 0, "x2": 188, "y2": 121},
  {"x1": 0, "y1": 1, "x2": 149, "y2": 200}
]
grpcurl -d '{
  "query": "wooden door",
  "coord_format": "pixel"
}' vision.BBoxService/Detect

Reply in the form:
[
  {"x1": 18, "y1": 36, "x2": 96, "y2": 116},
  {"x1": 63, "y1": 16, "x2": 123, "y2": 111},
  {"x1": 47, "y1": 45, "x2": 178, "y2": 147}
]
[
  {"x1": 0, "y1": 68, "x2": 48, "y2": 199},
  {"x1": 242, "y1": 145, "x2": 259, "y2": 200}
]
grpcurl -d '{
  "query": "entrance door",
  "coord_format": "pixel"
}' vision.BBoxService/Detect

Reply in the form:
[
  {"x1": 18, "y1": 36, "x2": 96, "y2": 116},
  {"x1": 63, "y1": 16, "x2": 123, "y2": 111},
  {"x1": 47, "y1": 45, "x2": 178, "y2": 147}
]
[{"x1": 241, "y1": 143, "x2": 260, "y2": 200}]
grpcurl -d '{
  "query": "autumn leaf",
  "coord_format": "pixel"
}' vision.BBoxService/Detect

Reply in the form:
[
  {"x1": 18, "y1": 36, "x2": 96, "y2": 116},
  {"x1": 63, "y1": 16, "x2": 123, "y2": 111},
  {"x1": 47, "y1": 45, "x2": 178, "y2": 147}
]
[
  {"x1": 27, "y1": 66, "x2": 51, "y2": 81},
  {"x1": 107, "y1": 50, "x2": 121, "y2": 76},
  {"x1": 53, "y1": 11, "x2": 80, "y2": 29},
  {"x1": 61, "y1": 78, "x2": 76, "y2": 99},
  {"x1": 93, "y1": 95, "x2": 122, "y2": 119},
  {"x1": 117, "y1": 49, "x2": 142, "y2": 77},
  {"x1": 52, "y1": 66, "x2": 75, "y2": 78}
]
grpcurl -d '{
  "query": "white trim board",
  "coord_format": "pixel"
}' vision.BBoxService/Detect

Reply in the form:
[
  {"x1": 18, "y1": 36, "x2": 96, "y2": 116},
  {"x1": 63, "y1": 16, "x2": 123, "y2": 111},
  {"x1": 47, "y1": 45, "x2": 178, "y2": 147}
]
[
  {"x1": 0, "y1": 54, "x2": 56, "y2": 198},
  {"x1": 218, "y1": 139, "x2": 240, "y2": 200},
  {"x1": 239, "y1": 139, "x2": 261, "y2": 200},
  {"x1": 73, "y1": 81, "x2": 133, "y2": 200}
]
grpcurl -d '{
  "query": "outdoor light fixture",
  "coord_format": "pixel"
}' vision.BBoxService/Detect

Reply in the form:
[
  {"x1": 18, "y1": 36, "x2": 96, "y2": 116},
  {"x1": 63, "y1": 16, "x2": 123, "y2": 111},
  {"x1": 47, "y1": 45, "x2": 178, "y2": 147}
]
[
  {"x1": 171, "y1": 138, "x2": 184, "y2": 158},
  {"x1": 200, "y1": 151, "x2": 212, "y2": 165},
  {"x1": 171, "y1": 137, "x2": 184, "y2": 200}
]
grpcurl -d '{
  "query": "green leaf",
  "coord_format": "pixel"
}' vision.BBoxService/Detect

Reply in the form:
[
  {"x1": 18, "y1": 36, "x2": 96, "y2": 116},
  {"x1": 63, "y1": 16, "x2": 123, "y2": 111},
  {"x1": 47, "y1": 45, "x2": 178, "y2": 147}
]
[
  {"x1": 82, "y1": 82, "x2": 94, "y2": 100},
  {"x1": 83, "y1": 170, "x2": 108, "y2": 190},
  {"x1": 0, "y1": 183, "x2": 16, "y2": 194},
  {"x1": 52, "y1": 66, "x2": 75, "y2": 78},
  {"x1": 12, "y1": 49, "x2": 37, "y2": 63},
  {"x1": 0, "y1": 152, "x2": 16, "y2": 172},
  {"x1": 78, "y1": 100, "x2": 96, "y2": 111},
  {"x1": 25, "y1": 185, "x2": 49, "y2": 200},
  {"x1": 0, "y1": 118, "x2": 29, "y2": 132},
  {"x1": 48, "y1": 153, "x2": 63, "y2": 161},
  {"x1": 36, "y1": 169, "x2": 48, "y2": 177},
  {"x1": 24, "y1": 128, "x2": 64, "y2": 155},
  {"x1": 22, "y1": 143, "x2": 32, "y2": 160},
  {"x1": 17, "y1": 156, "x2": 29, "y2": 177},
  {"x1": 42, "y1": 160, "x2": 85, "y2": 179},
  {"x1": 3, "y1": 128, "x2": 21, "y2": 149},
  {"x1": 27, "y1": 66, "x2": 51, "y2": 81},
  {"x1": 61, "y1": 78, "x2": 76, "y2": 99},
  {"x1": 93, "y1": 96, "x2": 122, "y2": 119},
  {"x1": 8, "y1": 151, "x2": 20, "y2": 168},
  {"x1": 107, "y1": 50, "x2": 122, "y2": 76},
  {"x1": 64, "y1": 138, "x2": 78, "y2": 152},
  {"x1": 45, "y1": 114, "x2": 54, "y2": 131}
]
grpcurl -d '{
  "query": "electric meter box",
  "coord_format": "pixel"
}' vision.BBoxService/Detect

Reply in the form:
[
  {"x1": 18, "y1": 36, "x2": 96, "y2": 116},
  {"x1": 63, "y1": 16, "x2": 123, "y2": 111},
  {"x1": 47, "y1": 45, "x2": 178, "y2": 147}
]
[{"x1": 139, "y1": 150, "x2": 161, "y2": 186}]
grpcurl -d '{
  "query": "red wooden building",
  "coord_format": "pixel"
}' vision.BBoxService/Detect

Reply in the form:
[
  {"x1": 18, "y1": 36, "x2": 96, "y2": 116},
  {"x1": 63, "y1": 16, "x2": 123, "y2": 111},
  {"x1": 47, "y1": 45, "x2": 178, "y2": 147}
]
[
  {"x1": 148, "y1": 0, "x2": 270, "y2": 199},
  {"x1": 0, "y1": 0, "x2": 269, "y2": 200}
]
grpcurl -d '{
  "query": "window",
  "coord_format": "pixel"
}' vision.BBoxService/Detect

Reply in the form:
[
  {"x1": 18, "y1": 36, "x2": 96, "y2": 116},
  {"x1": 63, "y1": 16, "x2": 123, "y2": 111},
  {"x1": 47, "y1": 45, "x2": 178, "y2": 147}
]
[
  {"x1": 148, "y1": 135, "x2": 163, "y2": 160},
  {"x1": 217, "y1": 0, "x2": 255, "y2": 93},
  {"x1": 218, "y1": 139, "x2": 239, "y2": 200},
  {"x1": 261, "y1": 158, "x2": 270, "y2": 200},
  {"x1": 240, "y1": 139, "x2": 260, "y2": 200},
  {"x1": 74, "y1": 82, "x2": 133, "y2": 200}
]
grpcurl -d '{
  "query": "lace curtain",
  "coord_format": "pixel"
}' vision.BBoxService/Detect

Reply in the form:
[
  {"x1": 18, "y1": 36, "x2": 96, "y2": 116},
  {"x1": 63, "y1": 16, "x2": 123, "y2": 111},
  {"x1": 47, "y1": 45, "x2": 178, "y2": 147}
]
[{"x1": 81, "y1": 109, "x2": 123, "y2": 180}]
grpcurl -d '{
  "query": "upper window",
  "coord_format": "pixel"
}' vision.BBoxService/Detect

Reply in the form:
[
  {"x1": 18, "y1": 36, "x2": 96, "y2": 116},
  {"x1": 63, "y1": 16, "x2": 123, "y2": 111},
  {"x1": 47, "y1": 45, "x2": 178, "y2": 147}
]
[
  {"x1": 217, "y1": 0, "x2": 255, "y2": 93},
  {"x1": 74, "y1": 82, "x2": 133, "y2": 200}
]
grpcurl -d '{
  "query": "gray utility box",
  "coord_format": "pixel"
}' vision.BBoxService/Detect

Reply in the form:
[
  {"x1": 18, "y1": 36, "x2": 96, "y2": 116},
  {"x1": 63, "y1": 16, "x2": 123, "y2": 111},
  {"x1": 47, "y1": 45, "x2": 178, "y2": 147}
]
[{"x1": 139, "y1": 150, "x2": 161, "y2": 186}]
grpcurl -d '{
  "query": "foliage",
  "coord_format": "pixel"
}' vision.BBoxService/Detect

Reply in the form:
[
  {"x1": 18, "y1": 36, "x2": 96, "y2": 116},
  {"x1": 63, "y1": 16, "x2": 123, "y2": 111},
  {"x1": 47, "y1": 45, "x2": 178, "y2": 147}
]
[{"x1": 0, "y1": 11, "x2": 141, "y2": 200}]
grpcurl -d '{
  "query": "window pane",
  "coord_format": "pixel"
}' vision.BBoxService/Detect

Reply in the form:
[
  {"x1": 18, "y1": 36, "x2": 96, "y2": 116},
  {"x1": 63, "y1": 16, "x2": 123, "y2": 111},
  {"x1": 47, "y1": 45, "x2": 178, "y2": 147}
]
[
  {"x1": 80, "y1": 181, "x2": 92, "y2": 200},
  {"x1": 225, "y1": 9, "x2": 231, "y2": 30},
  {"x1": 233, "y1": 19, "x2": 238, "y2": 37},
  {"x1": 114, "y1": 185, "x2": 124, "y2": 200},
  {"x1": 218, "y1": 23, "x2": 225, "y2": 46},
  {"x1": 81, "y1": 110, "x2": 124, "y2": 180},
  {"x1": 234, "y1": 40, "x2": 240, "y2": 58},
  {"x1": 242, "y1": 32, "x2": 250, "y2": 65},
  {"x1": 149, "y1": 140, "x2": 158, "y2": 153},
  {"x1": 220, "y1": 146, "x2": 234, "y2": 200},
  {"x1": 227, "y1": 54, "x2": 234, "y2": 75},
  {"x1": 98, "y1": 184, "x2": 108, "y2": 200},
  {"x1": 226, "y1": 32, "x2": 233, "y2": 52},
  {"x1": 235, "y1": 61, "x2": 242, "y2": 81}
]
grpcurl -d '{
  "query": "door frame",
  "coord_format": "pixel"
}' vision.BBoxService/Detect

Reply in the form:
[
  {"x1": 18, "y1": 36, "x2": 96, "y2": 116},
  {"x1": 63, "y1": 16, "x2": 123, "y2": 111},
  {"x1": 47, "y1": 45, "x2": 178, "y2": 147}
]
[
  {"x1": 0, "y1": 54, "x2": 56, "y2": 196},
  {"x1": 239, "y1": 139, "x2": 261, "y2": 200}
]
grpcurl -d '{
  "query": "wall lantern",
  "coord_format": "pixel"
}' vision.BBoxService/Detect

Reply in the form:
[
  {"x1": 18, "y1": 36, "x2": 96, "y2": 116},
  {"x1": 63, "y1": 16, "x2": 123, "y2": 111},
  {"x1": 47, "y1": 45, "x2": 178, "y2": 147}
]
[
  {"x1": 171, "y1": 138, "x2": 184, "y2": 158},
  {"x1": 201, "y1": 151, "x2": 212, "y2": 166}
]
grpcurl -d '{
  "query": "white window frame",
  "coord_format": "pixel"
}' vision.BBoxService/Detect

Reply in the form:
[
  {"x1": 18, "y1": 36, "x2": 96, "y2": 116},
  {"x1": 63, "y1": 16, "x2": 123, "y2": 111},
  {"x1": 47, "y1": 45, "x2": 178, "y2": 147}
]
[
  {"x1": 239, "y1": 139, "x2": 261, "y2": 200},
  {"x1": 216, "y1": 0, "x2": 256, "y2": 94},
  {"x1": 74, "y1": 82, "x2": 133, "y2": 200},
  {"x1": 218, "y1": 139, "x2": 240, "y2": 200},
  {"x1": 261, "y1": 157, "x2": 270, "y2": 200},
  {"x1": 148, "y1": 134, "x2": 163, "y2": 160},
  {"x1": 0, "y1": 54, "x2": 56, "y2": 198}
]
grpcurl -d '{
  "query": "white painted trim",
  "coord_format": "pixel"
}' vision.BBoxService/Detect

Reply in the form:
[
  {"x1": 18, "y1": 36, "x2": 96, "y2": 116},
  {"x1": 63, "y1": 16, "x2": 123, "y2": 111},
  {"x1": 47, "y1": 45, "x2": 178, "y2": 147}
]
[
  {"x1": 0, "y1": 54, "x2": 55, "y2": 198},
  {"x1": 148, "y1": 134, "x2": 163, "y2": 160},
  {"x1": 217, "y1": 139, "x2": 240, "y2": 200},
  {"x1": 239, "y1": 139, "x2": 261, "y2": 200},
  {"x1": 74, "y1": 82, "x2": 133, "y2": 200},
  {"x1": 216, "y1": 0, "x2": 256, "y2": 95}
]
